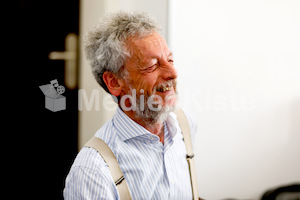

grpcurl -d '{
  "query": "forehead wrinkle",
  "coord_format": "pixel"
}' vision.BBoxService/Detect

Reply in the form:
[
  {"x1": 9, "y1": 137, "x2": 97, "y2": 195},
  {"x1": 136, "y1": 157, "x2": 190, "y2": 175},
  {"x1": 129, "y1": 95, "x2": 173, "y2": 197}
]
[
  {"x1": 125, "y1": 32, "x2": 172, "y2": 72},
  {"x1": 124, "y1": 37, "x2": 144, "y2": 70},
  {"x1": 152, "y1": 33, "x2": 164, "y2": 54}
]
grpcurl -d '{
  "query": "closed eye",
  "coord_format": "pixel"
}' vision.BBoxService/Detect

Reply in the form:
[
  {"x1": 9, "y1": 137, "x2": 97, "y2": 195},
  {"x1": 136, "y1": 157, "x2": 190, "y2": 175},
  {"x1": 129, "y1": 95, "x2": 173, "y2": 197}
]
[{"x1": 146, "y1": 63, "x2": 158, "y2": 72}]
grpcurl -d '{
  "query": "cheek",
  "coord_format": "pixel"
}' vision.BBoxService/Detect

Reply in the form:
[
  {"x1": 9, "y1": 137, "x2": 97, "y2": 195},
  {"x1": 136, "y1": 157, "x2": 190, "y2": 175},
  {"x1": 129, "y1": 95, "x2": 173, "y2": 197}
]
[
  {"x1": 142, "y1": 76, "x2": 158, "y2": 95},
  {"x1": 132, "y1": 74, "x2": 157, "y2": 93}
]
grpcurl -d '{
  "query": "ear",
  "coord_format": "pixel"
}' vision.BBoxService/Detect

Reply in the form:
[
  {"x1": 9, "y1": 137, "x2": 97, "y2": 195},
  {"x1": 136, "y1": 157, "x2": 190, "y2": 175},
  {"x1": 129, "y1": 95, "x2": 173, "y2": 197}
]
[{"x1": 102, "y1": 71, "x2": 124, "y2": 97}]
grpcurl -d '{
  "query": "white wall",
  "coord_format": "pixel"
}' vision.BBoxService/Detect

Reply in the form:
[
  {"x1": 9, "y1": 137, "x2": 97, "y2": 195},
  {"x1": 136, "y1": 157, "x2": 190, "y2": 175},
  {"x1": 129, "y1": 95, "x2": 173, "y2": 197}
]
[
  {"x1": 80, "y1": 0, "x2": 300, "y2": 199},
  {"x1": 169, "y1": 0, "x2": 300, "y2": 199},
  {"x1": 78, "y1": 0, "x2": 168, "y2": 147}
]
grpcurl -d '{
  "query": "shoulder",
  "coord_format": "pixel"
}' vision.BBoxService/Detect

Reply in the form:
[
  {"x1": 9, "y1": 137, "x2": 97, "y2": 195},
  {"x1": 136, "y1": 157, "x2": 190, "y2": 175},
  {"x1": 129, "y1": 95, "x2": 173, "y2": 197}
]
[
  {"x1": 70, "y1": 146, "x2": 108, "y2": 171},
  {"x1": 172, "y1": 108, "x2": 198, "y2": 133},
  {"x1": 172, "y1": 108, "x2": 198, "y2": 147},
  {"x1": 64, "y1": 147, "x2": 118, "y2": 199},
  {"x1": 64, "y1": 118, "x2": 120, "y2": 199},
  {"x1": 72, "y1": 118, "x2": 117, "y2": 170},
  {"x1": 181, "y1": 108, "x2": 198, "y2": 136}
]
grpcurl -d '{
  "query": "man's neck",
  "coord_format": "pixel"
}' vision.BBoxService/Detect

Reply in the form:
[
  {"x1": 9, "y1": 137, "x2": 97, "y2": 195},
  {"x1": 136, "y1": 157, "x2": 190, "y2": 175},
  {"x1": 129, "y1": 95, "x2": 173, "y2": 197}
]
[{"x1": 122, "y1": 109, "x2": 165, "y2": 144}]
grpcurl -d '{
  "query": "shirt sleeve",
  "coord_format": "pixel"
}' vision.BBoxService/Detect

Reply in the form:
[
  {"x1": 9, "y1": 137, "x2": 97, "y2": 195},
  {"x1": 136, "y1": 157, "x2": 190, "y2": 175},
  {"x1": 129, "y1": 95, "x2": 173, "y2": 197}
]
[{"x1": 63, "y1": 153, "x2": 119, "y2": 199}]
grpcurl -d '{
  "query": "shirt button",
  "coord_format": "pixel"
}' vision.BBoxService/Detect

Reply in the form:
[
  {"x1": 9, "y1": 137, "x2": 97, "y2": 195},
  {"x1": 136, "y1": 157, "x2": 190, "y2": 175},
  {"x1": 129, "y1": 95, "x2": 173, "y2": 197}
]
[{"x1": 149, "y1": 136, "x2": 153, "y2": 140}]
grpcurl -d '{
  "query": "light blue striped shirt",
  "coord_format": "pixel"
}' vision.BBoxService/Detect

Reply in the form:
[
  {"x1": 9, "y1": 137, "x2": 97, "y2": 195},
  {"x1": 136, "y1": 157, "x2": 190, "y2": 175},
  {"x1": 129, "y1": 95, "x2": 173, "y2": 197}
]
[{"x1": 64, "y1": 107, "x2": 197, "y2": 199}]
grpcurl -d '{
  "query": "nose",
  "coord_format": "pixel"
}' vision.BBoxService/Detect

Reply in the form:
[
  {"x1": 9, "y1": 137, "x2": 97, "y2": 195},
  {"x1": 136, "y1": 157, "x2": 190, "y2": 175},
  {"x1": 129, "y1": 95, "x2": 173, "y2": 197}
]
[{"x1": 161, "y1": 62, "x2": 178, "y2": 81}]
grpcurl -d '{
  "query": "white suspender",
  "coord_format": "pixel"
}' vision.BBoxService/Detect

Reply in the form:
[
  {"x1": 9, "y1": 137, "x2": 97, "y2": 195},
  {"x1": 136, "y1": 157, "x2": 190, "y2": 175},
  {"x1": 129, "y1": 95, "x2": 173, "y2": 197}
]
[
  {"x1": 84, "y1": 109, "x2": 199, "y2": 200},
  {"x1": 175, "y1": 109, "x2": 199, "y2": 200},
  {"x1": 84, "y1": 137, "x2": 132, "y2": 200}
]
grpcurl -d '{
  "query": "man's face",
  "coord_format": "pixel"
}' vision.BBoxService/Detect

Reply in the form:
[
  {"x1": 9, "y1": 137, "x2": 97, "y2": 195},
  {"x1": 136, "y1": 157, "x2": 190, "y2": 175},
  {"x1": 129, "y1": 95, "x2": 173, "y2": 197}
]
[{"x1": 121, "y1": 31, "x2": 178, "y2": 120}]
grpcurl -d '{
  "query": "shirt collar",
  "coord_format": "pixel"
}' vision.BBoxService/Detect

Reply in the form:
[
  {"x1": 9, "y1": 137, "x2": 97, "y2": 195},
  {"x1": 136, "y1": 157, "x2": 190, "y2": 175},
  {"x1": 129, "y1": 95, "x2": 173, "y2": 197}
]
[
  {"x1": 113, "y1": 107, "x2": 150, "y2": 141},
  {"x1": 113, "y1": 107, "x2": 179, "y2": 141}
]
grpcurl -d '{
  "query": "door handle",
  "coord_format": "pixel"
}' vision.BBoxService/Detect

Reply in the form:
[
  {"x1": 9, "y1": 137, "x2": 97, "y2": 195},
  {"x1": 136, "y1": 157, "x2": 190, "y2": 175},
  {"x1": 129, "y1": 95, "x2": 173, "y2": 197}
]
[{"x1": 49, "y1": 33, "x2": 78, "y2": 89}]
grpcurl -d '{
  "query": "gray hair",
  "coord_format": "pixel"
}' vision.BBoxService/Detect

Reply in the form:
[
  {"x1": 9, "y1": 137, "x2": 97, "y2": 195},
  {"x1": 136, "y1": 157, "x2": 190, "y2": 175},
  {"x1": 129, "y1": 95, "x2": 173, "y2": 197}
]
[{"x1": 84, "y1": 11, "x2": 161, "y2": 93}]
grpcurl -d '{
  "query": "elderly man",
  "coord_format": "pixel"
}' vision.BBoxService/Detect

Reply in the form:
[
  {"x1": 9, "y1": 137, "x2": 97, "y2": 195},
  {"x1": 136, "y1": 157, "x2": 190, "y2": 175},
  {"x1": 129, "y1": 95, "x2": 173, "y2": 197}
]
[{"x1": 64, "y1": 11, "x2": 198, "y2": 199}]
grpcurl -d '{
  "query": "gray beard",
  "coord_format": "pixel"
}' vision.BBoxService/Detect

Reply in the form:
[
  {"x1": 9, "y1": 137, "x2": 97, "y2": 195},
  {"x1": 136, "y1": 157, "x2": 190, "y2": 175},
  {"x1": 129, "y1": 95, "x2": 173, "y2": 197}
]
[{"x1": 133, "y1": 92, "x2": 178, "y2": 127}]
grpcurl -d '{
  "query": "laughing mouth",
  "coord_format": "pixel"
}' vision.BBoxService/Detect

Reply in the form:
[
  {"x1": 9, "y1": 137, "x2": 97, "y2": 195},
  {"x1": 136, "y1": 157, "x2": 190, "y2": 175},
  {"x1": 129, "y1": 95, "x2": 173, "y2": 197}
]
[
  {"x1": 156, "y1": 85, "x2": 173, "y2": 92},
  {"x1": 155, "y1": 81, "x2": 175, "y2": 92}
]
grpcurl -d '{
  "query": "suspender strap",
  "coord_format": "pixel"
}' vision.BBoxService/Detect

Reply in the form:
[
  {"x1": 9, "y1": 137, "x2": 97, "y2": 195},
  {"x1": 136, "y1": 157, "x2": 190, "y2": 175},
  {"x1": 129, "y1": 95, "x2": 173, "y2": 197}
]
[
  {"x1": 175, "y1": 109, "x2": 199, "y2": 200},
  {"x1": 84, "y1": 137, "x2": 132, "y2": 200}
]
